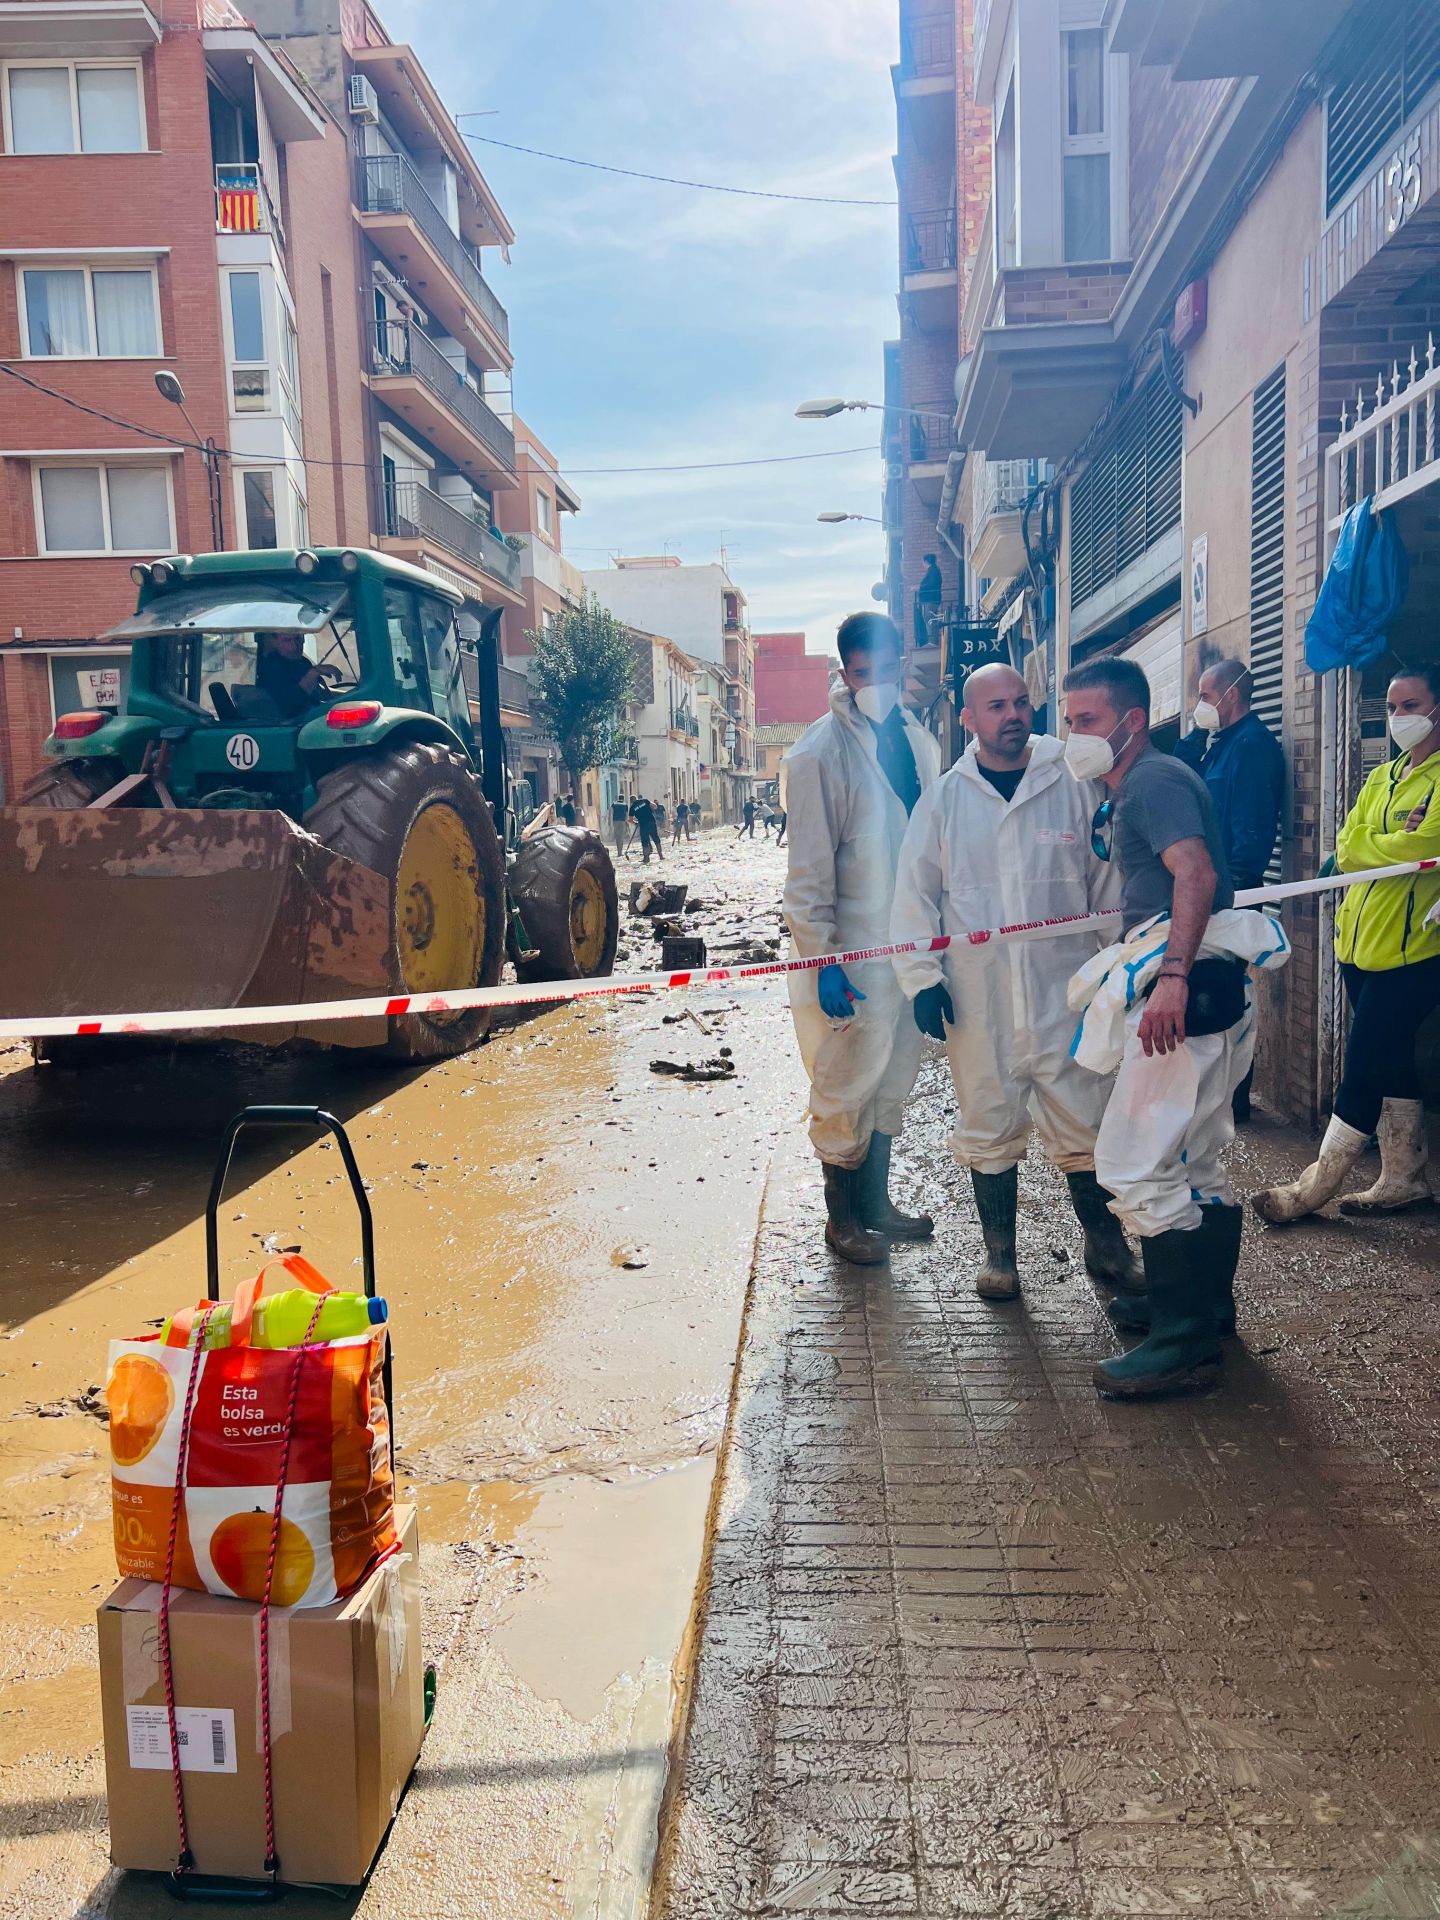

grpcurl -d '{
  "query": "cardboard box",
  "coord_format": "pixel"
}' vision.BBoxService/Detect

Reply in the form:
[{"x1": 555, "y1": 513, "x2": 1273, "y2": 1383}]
[{"x1": 98, "y1": 1506, "x2": 422, "y2": 1886}]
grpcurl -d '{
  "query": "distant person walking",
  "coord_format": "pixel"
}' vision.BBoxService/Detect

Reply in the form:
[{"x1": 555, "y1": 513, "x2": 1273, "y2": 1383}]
[
  {"x1": 739, "y1": 797, "x2": 757, "y2": 839},
  {"x1": 684, "y1": 800, "x2": 696, "y2": 841},
  {"x1": 671, "y1": 801, "x2": 687, "y2": 846},
  {"x1": 630, "y1": 795, "x2": 662, "y2": 864},
  {"x1": 558, "y1": 794, "x2": 577, "y2": 827},
  {"x1": 915, "y1": 552, "x2": 943, "y2": 650},
  {"x1": 776, "y1": 808, "x2": 787, "y2": 848}
]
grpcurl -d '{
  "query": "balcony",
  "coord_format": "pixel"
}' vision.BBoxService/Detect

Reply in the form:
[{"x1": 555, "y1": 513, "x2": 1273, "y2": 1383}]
[
  {"x1": 905, "y1": 411, "x2": 955, "y2": 508},
  {"x1": 215, "y1": 163, "x2": 283, "y2": 243},
  {"x1": 382, "y1": 480, "x2": 522, "y2": 597},
  {"x1": 372, "y1": 320, "x2": 517, "y2": 487},
  {"x1": 892, "y1": 13, "x2": 955, "y2": 154},
  {"x1": 498, "y1": 664, "x2": 531, "y2": 716},
  {"x1": 903, "y1": 207, "x2": 959, "y2": 334},
  {"x1": 357, "y1": 151, "x2": 511, "y2": 369},
  {"x1": 1109, "y1": 0, "x2": 1351, "y2": 80},
  {"x1": 970, "y1": 457, "x2": 1053, "y2": 591}
]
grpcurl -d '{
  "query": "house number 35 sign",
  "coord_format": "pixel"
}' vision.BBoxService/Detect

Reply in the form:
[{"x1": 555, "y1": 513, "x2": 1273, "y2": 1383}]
[{"x1": 1387, "y1": 132, "x2": 1424, "y2": 237}]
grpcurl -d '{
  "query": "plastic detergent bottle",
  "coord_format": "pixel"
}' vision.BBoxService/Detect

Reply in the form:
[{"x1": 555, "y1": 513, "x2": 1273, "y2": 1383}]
[{"x1": 163, "y1": 1292, "x2": 387, "y2": 1351}]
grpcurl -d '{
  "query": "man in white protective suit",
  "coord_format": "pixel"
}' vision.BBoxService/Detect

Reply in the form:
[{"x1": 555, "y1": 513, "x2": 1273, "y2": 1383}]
[
  {"x1": 783, "y1": 612, "x2": 942, "y2": 1265},
  {"x1": 891, "y1": 663, "x2": 1141, "y2": 1302}
]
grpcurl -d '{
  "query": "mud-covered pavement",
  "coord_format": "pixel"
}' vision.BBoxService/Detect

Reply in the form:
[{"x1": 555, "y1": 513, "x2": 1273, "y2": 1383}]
[
  {"x1": 660, "y1": 1065, "x2": 1440, "y2": 1919},
  {"x1": 0, "y1": 826, "x2": 801, "y2": 1920}
]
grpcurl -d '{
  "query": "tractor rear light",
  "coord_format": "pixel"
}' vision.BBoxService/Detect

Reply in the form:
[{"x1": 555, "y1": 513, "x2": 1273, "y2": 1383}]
[
  {"x1": 130, "y1": 563, "x2": 151, "y2": 587},
  {"x1": 150, "y1": 561, "x2": 175, "y2": 588},
  {"x1": 339, "y1": 549, "x2": 361, "y2": 574},
  {"x1": 295, "y1": 548, "x2": 319, "y2": 576},
  {"x1": 54, "y1": 711, "x2": 110, "y2": 740},
  {"x1": 326, "y1": 701, "x2": 382, "y2": 729}
]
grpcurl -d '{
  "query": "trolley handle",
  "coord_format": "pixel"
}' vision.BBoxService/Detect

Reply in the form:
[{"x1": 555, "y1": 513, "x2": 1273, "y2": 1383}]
[{"x1": 205, "y1": 1106, "x2": 375, "y2": 1302}]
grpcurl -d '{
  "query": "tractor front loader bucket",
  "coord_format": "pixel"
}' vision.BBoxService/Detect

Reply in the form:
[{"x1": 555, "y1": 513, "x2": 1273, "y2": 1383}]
[{"x1": 0, "y1": 808, "x2": 392, "y2": 1049}]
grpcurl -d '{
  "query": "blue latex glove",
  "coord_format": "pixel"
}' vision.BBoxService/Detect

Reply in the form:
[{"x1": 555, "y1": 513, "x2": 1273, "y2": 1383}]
[
  {"x1": 817, "y1": 963, "x2": 866, "y2": 1020},
  {"x1": 913, "y1": 982, "x2": 955, "y2": 1040}
]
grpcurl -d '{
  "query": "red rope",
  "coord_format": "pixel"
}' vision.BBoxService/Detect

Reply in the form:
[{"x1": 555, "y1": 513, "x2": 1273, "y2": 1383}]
[
  {"x1": 257, "y1": 1294, "x2": 327, "y2": 1880},
  {"x1": 159, "y1": 1307, "x2": 217, "y2": 1876}
]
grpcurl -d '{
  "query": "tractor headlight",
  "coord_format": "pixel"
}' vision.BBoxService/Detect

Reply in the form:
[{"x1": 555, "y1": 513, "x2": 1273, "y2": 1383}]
[
  {"x1": 130, "y1": 564, "x2": 151, "y2": 587},
  {"x1": 150, "y1": 560, "x2": 176, "y2": 588},
  {"x1": 339, "y1": 549, "x2": 361, "y2": 574},
  {"x1": 295, "y1": 549, "x2": 319, "y2": 576}
]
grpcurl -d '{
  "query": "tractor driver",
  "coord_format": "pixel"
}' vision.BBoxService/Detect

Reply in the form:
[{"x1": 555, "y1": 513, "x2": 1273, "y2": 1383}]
[{"x1": 255, "y1": 631, "x2": 341, "y2": 720}]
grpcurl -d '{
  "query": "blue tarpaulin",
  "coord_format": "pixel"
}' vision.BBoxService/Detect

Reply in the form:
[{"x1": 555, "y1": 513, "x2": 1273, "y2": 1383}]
[{"x1": 1305, "y1": 496, "x2": 1409, "y2": 675}]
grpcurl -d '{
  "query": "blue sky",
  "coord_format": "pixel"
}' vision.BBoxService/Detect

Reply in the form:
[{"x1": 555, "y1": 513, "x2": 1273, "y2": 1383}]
[{"x1": 381, "y1": 0, "x2": 899, "y2": 651}]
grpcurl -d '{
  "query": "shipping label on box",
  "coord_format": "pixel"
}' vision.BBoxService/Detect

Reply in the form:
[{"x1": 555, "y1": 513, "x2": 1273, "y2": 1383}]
[{"x1": 127, "y1": 1705, "x2": 237, "y2": 1774}]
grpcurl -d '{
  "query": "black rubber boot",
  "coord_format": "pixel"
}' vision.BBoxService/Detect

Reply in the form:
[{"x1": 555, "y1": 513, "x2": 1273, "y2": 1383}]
[
  {"x1": 822, "y1": 1163, "x2": 889, "y2": 1267},
  {"x1": 972, "y1": 1168, "x2": 1020, "y2": 1301},
  {"x1": 855, "y1": 1133, "x2": 934, "y2": 1241},
  {"x1": 1203, "y1": 1203, "x2": 1244, "y2": 1337},
  {"x1": 1065, "y1": 1171, "x2": 1144, "y2": 1294},
  {"x1": 1093, "y1": 1228, "x2": 1222, "y2": 1400}
]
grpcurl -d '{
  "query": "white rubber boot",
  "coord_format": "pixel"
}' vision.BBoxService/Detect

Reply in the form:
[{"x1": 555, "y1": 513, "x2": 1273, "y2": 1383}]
[
  {"x1": 1251, "y1": 1115, "x2": 1370, "y2": 1225},
  {"x1": 1339, "y1": 1100, "x2": 1433, "y2": 1214}
]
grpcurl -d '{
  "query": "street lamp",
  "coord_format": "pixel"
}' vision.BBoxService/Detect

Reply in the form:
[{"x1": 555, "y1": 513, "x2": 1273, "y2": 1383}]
[
  {"x1": 817, "y1": 511, "x2": 882, "y2": 524},
  {"x1": 796, "y1": 396, "x2": 953, "y2": 424},
  {"x1": 154, "y1": 370, "x2": 223, "y2": 551}
]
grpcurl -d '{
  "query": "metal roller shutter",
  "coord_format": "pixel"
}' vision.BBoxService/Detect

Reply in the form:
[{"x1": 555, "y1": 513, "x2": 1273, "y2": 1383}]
[{"x1": 1250, "y1": 364, "x2": 1286, "y2": 884}]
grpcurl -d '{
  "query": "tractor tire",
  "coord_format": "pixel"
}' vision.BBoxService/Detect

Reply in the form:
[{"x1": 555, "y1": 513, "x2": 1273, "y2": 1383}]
[
  {"x1": 509, "y1": 827, "x2": 619, "y2": 985},
  {"x1": 305, "y1": 743, "x2": 506, "y2": 1061},
  {"x1": 19, "y1": 759, "x2": 117, "y2": 808}
]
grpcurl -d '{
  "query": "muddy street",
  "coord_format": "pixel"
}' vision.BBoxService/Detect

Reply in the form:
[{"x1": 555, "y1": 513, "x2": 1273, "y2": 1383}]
[
  {"x1": 660, "y1": 1067, "x2": 1440, "y2": 1919},
  {"x1": 0, "y1": 828, "x2": 801, "y2": 1920}
]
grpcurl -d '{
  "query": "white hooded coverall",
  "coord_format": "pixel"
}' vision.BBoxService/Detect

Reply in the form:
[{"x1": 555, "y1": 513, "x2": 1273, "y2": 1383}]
[
  {"x1": 783, "y1": 682, "x2": 942, "y2": 1167},
  {"x1": 890, "y1": 734, "x2": 1121, "y2": 1174}
]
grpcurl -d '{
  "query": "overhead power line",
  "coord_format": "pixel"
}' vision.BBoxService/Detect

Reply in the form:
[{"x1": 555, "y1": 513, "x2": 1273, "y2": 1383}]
[
  {"x1": 0, "y1": 363, "x2": 875, "y2": 480},
  {"x1": 459, "y1": 130, "x2": 897, "y2": 208}
]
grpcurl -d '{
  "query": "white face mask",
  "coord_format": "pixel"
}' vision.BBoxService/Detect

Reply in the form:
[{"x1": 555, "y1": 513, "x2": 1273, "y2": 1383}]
[
  {"x1": 854, "y1": 681, "x2": 900, "y2": 724},
  {"x1": 1389, "y1": 705, "x2": 1439, "y2": 753},
  {"x1": 1064, "y1": 717, "x2": 1131, "y2": 782},
  {"x1": 1193, "y1": 700, "x2": 1222, "y2": 733}
]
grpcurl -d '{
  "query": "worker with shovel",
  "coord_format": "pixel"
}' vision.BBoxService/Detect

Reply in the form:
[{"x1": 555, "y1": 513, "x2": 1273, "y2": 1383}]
[{"x1": 782, "y1": 613, "x2": 941, "y2": 1265}]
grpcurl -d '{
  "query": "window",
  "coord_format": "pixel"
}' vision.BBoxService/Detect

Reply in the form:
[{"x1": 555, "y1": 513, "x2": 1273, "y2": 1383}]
[
  {"x1": 228, "y1": 272, "x2": 265, "y2": 362},
  {"x1": 5, "y1": 62, "x2": 144, "y2": 154},
  {"x1": 241, "y1": 471, "x2": 278, "y2": 550},
  {"x1": 35, "y1": 462, "x2": 171, "y2": 553},
  {"x1": 21, "y1": 264, "x2": 158, "y2": 358},
  {"x1": 1062, "y1": 29, "x2": 1110, "y2": 262},
  {"x1": 417, "y1": 592, "x2": 467, "y2": 731},
  {"x1": 277, "y1": 306, "x2": 302, "y2": 442},
  {"x1": 1325, "y1": 0, "x2": 1440, "y2": 213},
  {"x1": 536, "y1": 488, "x2": 554, "y2": 538},
  {"x1": 1068, "y1": 373, "x2": 1182, "y2": 609},
  {"x1": 994, "y1": 83, "x2": 1017, "y2": 270}
]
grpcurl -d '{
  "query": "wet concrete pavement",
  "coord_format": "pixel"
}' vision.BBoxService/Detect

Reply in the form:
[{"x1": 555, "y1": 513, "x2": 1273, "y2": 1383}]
[
  {"x1": 659, "y1": 1062, "x2": 1440, "y2": 1919},
  {"x1": 0, "y1": 827, "x2": 802, "y2": 1919}
]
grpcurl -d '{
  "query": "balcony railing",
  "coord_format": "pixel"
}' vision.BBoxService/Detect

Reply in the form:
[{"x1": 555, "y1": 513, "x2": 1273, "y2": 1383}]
[
  {"x1": 215, "y1": 163, "x2": 282, "y2": 242},
  {"x1": 975, "y1": 456, "x2": 1052, "y2": 526},
  {"x1": 373, "y1": 320, "x2": 516, "y2": 475},
  {"x1": 383, "y1": 479, "x2": 522, "y2": 593},
  {"x1": 907, "y1": 412, "x2": 955, "y2": 464},
  {"x1": 905, "y1": 209, "x2": 957, "y2": 274},
  {"x1": 357, "y1": 151, "x2": 510, "y2": 346},
  {"x1": 901, "y1": 14, "x2": 954, "y2": 77},
  {"x1": 498, "y1": 664, "x2": 531, "y2": 713}
]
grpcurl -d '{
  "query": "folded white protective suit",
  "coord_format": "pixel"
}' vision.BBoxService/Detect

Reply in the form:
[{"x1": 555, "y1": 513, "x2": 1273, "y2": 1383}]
[{"x1": 1066, "y1": 907, "x2": 1291, "y2": 1075}]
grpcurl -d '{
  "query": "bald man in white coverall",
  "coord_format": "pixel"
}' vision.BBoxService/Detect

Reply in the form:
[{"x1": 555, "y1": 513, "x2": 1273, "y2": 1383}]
[
  {"x1": 784, "y1": 612, "x2": 942, "y2": 1267},
  {"x1": 891, "y1": 664, "x2": 1140, "y2": 1301}
]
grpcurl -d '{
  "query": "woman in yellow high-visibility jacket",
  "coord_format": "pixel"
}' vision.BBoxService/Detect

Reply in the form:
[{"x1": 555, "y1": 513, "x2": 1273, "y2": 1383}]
[{"x1": 1255, "y1": 664, "x2": 1440, "y2": 1224}]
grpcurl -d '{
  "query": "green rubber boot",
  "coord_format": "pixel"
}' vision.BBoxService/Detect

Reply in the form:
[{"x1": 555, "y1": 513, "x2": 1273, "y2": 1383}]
[
  {"x1": 1093, "y1": 1227, "x2": 1222, "y2": 1400},
  {"x1": 1107, "y1": 1203, "x2": 1244, "y2": 1338},
  {"x1": 972, "y1": 1167, "x2": 1020, "y2": 1301},
  {"x1": 1065, "y1": 1171, "x2": 1144, "y2": 1294},
  {"x1": 855, "y1": 1132, "x2": 935, "y2": 1241}
]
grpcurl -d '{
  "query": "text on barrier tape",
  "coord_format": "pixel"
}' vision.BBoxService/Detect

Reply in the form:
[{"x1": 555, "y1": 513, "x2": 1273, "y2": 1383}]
[{"x1": 1, "y1": 859, "x2": 1434, "y2": 1042}]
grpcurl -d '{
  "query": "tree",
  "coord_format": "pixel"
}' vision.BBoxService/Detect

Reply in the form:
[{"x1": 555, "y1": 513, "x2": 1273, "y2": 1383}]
[{"x1": 527, "y1": 597, "x2": 638, "y2": 797}]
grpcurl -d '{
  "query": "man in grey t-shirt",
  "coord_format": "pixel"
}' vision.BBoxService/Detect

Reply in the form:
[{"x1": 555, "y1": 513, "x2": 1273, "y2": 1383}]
[{"x1": 1062, "y1": 657, "x2": 1246, "y2": 1407}]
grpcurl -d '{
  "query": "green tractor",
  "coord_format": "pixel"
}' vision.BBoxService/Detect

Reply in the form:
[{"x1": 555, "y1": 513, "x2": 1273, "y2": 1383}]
[{"x1": 0, "y1": 546, "x2": 618, "y2": 1059}]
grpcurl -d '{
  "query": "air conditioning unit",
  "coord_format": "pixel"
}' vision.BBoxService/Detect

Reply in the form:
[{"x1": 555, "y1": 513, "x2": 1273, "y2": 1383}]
[{"x1": 348, "y1": 74, "x2": 380, "y2": 123}]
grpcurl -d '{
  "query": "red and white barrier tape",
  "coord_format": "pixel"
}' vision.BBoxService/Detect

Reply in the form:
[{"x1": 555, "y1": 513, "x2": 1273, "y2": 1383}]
[{"x1": 1, "y1": 859, "x2": 1434, "y2": 1042}]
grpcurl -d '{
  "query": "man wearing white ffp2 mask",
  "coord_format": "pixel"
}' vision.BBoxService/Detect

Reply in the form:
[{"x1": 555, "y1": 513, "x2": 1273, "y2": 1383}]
[{"x1": 782, "y1": 612, "x2": 941, "y2": 1267}]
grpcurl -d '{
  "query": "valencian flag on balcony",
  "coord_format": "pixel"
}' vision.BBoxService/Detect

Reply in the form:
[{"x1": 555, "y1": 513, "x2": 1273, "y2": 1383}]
[{"x1": 216, "y1": 169, "x2": 261, "y2": 233}]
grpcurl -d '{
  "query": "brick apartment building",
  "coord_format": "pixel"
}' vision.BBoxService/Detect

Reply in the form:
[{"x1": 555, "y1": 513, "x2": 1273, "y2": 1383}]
[
  {"x1": 922, "y1": 0, "x2": 1440, "y2": 1125},
  {"x1": 753, "y1": 630, "x2": 831, "y2": 727},
  {"x1": 0, "y1": 0, "x2": 546, "y2": 805},
  {"x1": 882, "y1": 0, "x2": 991, "y2": 717}
]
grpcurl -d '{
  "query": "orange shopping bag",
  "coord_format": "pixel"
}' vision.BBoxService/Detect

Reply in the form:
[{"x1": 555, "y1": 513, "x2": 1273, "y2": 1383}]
[{"x1": 107, "y1": 1254, "x2": 397, "y2": 1608}]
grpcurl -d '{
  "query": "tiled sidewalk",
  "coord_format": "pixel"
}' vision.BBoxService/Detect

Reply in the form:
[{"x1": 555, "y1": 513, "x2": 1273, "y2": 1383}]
[{"x1": 658, "y1": 1070, "x2": 1440, "y2": 1919}]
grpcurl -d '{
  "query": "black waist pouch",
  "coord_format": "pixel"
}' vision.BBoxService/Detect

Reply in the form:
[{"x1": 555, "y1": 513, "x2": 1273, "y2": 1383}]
[{"x1": 1183, "y1": 956, "x2": 1248, "y2": 1036}]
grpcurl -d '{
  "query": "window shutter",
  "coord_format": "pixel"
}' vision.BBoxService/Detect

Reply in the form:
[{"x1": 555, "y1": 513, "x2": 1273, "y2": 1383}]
[
  {"x1": 1325, "y1": 0, "x2": 1440, "y2": 214},
  {"x1": 1069, "y1": 373, "x2": 1183, "y2": 612},
  {"x1": 1250, "y1": 365, "x2": 1286, "y2": 882}
]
